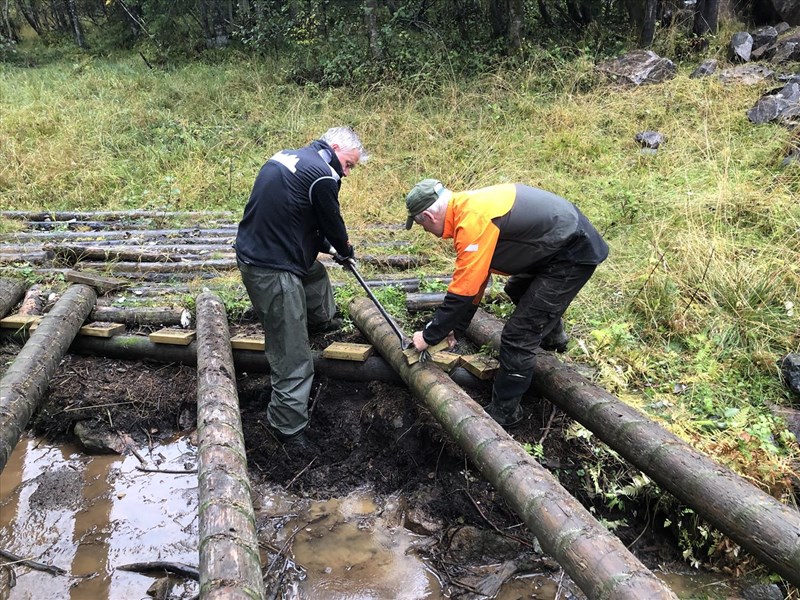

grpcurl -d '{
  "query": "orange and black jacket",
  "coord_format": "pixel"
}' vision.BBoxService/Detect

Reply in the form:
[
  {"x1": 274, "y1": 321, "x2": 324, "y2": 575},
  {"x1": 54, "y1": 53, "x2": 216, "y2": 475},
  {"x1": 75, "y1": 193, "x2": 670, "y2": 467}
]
[{"x1": 421, "y1": 184, "x2": 609, "y2": 345}]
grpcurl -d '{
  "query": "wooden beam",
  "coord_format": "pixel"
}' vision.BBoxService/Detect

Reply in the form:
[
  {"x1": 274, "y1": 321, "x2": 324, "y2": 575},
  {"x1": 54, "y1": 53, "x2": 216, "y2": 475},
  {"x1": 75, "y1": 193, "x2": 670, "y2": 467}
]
[
  {"x1": 349, "y1": 297, "x2": 677, "y2": 600},
  {"x1": 196, "y1": 292, "x2": 265, "y2": 600},
  {"x1": 79, "y1": 322, "x2": 126, "y2": 338},
  {"x1": 230, "y1": 335, "x2": 264, "y2": 352},
  {"x1": 321, "y1": 342, "x2": 374, "y2": 362},
  {"x1": 0, "y1": 284, "x2": 97, "y2": 474},
  {"x1": 0, "y1": 314, "x2": 42, "y2": 330},
  {"x1": 459, "y1": 354, "x2": 499, "y2": 380},
  {"x1": 149, "y1": 328, "x2": 196, "y2": 346}
]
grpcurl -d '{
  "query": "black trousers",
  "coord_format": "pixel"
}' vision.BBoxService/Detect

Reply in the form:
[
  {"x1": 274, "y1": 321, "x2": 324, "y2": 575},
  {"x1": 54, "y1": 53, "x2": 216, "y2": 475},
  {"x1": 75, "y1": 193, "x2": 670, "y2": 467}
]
[{"x1": 500, "y1": 261, "x2": 597, "y2": 373}]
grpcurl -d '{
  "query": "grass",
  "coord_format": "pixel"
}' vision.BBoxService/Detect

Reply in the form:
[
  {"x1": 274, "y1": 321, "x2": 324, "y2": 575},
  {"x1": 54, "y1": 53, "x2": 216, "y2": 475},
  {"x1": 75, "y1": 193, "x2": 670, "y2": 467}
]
[{"x1": 2, "y1": 41, "x2": 800, "y2": 577}]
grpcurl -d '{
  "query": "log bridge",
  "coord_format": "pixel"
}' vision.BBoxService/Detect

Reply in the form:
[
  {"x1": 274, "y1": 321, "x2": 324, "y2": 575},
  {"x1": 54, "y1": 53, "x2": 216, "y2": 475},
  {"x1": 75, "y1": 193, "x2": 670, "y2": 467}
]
[{"x1": 1, "y1": 213, "x2": 800, "y2": 596}]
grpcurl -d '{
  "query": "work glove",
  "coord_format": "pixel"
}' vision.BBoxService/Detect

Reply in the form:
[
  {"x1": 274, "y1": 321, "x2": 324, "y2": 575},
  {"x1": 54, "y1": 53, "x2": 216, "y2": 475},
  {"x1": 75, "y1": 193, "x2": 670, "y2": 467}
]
[{"x1": 332, "y1": 244, "x2": 356, "y2": 267}]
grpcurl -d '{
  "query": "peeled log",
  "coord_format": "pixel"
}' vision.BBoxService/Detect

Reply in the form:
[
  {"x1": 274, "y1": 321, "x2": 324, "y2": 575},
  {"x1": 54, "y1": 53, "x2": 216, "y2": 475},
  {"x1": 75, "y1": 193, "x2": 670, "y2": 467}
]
[
  {"x1": 466, "y1": 309, "x2": 800, "y2": 585},
  {"x1": 0, "y1": 284, "x2": 97, "y2": 473},
  {"x1": 0, "y1": 278, "x2": 26, "y2": 317},
  {"x1": 4, "y1": 333, "x2": 485, "y2": 388},
  {"x1": 349, "y1": 297, "x2": 676, "y2": 600},
  {"x1": 196, "y1": 292, "x2": 265, "y2": 600},
  {"x1": 90, "y1": 306, "x2": 191, "y2": 327}
]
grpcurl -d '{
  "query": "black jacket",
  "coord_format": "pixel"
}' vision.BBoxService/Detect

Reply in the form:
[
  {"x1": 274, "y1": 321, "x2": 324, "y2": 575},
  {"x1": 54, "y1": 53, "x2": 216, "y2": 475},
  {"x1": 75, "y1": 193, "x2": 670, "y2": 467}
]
[{"x1": 235, "y1": 140, "x2": 351, "y2": 277}]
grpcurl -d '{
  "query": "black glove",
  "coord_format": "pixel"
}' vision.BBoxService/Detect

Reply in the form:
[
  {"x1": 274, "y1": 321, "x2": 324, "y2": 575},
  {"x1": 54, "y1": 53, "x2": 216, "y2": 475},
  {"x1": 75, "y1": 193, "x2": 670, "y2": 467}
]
[{"x1": 333, "y1": 244, "x2": 355, "y2": 266}]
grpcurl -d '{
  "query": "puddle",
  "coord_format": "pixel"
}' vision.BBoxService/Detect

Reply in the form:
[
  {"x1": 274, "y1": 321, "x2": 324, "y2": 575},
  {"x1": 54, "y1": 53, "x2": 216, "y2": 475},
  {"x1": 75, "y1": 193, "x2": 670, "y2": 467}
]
[{"x1": 0, "y1": 435, "x2": 746, "y2": 600}]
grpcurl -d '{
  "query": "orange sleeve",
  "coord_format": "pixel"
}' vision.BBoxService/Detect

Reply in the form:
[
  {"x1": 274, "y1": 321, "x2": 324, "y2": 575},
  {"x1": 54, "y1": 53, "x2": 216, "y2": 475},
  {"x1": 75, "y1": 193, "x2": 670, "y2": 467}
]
[{"x1": 448, "y1": 211, "x2": 500, "y2": 298}]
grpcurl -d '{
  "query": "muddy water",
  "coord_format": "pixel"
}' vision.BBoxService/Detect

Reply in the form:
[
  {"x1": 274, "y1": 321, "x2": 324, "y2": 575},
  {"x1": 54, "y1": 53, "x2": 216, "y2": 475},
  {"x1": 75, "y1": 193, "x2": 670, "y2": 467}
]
[{"x1": 0, "y1": 435, "x2": 742, "y2": 600}]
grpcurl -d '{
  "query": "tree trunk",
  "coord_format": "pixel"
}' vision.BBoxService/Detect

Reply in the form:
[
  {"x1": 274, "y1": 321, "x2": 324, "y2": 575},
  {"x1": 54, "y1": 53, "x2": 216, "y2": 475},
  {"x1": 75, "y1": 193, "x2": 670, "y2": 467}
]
[
  {"x1": 349, "y1": 297, "x2": 677, "y2": 599},
  {"x1": 466, "y1": 309, "x2": 800, "y2": 586},
  {"x1": 16, "y1": 0, "x2": 42, "y2": 35},
  {"x1": 693, "y1": 0, "x2": 718, "y2": 35},
  {"x1": 507, "y1": 0, "x2": 523, "y2": 52},
  {"x1": 363, "y1": 0, "x2": 382, "y2": 61},
  {"x1": 195, "y1": 292, "x2": 265, "y2": 600},
  {"x1": 89, "y1": 305, "x2": 191, "y2": 327},
  {"x1": 0, "y1": 278, "x2": 26, "y2": 317},
  {"x1": 0, "y1": 284, "x2": 96, "y2": 473},
  {"x1": 64, "y1": 0, "x2": 85, "y2": 47},
  {"x1": 46, "y1": 244, "x2": 180, "y2": 264},
  {"x1": 639, "y1": 0, "x2": 658, "y2": 46}
]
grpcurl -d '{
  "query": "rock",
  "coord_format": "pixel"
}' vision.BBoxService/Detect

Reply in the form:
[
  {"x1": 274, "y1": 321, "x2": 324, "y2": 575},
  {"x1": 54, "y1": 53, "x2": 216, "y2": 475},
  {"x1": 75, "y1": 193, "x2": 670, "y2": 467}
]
[
  {"x1": 776, "y1": 22, "x2": 791, "y2": 35},
  {"x1": 73, "y1": 420, "x2": 132, "y2": 454},
  {"x1": 690, "y1": 59, "x2": 718, "y2": 78},
  {"x1": 782, "y1": 353, "x2": 800, "y2": 396},
  {"x1": 719, "y1": 64, "x2": 775, "y2": 85},
  {"x1": 742, "y1": 583, "x2": 785, "y2": 600},
  {"x1": 634, "y1": 131, "x2": 665, "y2": 149},
  {"x1": 772, "y1": 37, "x2": 800, "y2": 63},
  {"x1": 597, "y1": 50, "x2": 676, "y2": 86},
  {"x1": 753, "y1": 25, "x2": 779, "y2": 50},
  {"x1": 731, "y1": 31, "x2": 754, "y2": 62},
  {"x1": 747, "y1": 81, "x2": 800, "y2": 124}
]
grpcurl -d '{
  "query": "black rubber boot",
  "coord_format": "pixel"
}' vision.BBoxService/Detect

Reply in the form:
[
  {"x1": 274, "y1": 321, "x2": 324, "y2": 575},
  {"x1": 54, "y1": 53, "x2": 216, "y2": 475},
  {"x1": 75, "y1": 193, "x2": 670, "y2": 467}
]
[
  {"x1": 541, "y1": 319, "x2": 569, "y2": 353},
  {"x1": 485, "y1": 368, "x2": 533, "y2": 427}
]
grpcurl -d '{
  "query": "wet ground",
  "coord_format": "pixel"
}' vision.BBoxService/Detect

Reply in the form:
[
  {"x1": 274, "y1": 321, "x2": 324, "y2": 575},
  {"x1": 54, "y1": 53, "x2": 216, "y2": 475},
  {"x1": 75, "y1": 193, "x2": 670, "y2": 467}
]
[{"x1": 0, "y1": 338, "x2": 756, "y2": 599}]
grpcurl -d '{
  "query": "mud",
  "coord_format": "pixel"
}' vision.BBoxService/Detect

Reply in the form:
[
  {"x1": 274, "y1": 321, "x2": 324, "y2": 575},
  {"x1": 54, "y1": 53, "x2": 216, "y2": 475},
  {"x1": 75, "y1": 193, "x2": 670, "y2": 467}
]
[{"x1": 0, "y1": 334, "x2": 757, "y2": 598}]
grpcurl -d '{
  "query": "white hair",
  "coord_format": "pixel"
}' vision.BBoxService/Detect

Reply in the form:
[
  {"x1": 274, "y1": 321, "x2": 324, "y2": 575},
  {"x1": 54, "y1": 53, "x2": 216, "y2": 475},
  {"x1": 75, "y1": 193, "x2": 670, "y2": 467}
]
[{"x1": 321, "y1": 126, "x2": 369, "y2": 164}]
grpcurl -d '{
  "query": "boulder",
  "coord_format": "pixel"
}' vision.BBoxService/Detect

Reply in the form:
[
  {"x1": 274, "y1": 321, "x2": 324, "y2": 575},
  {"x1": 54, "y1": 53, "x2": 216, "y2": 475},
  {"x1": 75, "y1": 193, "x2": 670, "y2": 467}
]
[
  {"x1": 747, "y1": 80, "x2": 800, "y2": 124},
  {"x1": 634, "y1": 131, "x2": 665, "y2": 149},
  {"x1": 731, "y1": 31, "x2": 754, "y2": 61},
  {"x1": 751, "y1": 26, "x2": 779, "y2": 58},
  {"x1": 771, "y1": 28, "x2": 800, "y2": 63},
  {"x1": 596, "y1": 50, "x2": 676, "y2": 86},
  {"x1": 782, "y1": 353, "x2": 800, "y2": 397}
]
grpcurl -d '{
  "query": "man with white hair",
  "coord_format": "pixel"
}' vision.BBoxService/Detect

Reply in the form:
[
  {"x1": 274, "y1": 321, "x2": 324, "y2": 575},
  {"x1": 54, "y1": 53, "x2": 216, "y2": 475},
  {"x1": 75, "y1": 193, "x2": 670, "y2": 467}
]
[
  {"x1": 236, "y1": 126, "x2": 368, "y2": 446},
  {"x1": 404, "y1": 179, "x2": 608, "y2": 428}
]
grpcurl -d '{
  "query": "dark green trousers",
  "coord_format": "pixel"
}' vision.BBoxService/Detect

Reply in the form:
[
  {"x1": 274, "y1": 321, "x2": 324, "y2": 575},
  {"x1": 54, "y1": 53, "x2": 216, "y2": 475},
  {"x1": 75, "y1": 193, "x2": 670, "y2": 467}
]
[{"x1": 238, "y1": 260, "x2": 336, "y2": 436}]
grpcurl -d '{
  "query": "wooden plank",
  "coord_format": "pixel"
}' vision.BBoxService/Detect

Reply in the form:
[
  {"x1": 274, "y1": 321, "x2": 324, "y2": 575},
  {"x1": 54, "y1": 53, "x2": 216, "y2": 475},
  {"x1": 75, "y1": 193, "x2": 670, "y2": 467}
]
[
  {"x1": 149, "y1": 328, "x2": 196, "y2": 346},
  {"x1": 459, "y1": 354, "x2": 499, "y2": 380},
  {"x1": 66, "y1": 270, "x2": 128, "y2": 294},
  {"x1": 0, "y1": 314, "x2": 42, "y2": 330},
  {"x1": 230, "y1": 335, "x2": 264, "y2": 352},
  {"x1": 404, "y1": 339, "x2": 451, "y2": 366},
  {"x1": 79, "y1": 321, "x2": 126, "y2": 338},
  {"x1": 321, "y1": 342, "x2": 374, "y2": 362},
  {"x1": 431, "y1": 351, "x2": 461, "y2": 372}
]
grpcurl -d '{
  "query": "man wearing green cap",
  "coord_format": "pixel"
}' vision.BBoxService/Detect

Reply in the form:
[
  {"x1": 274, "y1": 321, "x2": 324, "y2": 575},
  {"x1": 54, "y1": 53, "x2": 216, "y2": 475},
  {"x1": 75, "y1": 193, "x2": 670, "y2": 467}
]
[{"x1": 405, "y1": 179, "x2": 608, "y2": 427}]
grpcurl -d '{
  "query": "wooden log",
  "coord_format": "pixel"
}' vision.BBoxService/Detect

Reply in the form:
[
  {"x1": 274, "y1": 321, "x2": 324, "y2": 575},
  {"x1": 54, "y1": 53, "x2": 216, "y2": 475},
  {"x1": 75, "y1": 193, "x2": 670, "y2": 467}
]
[
  {"x1": 78, "y1": 259, "x2": 237, "y2": 274},
  {"x1": 349, "y1": 297, "x2": 676, "y2": 599},
  {"x1": 195, "y1": 292, "x2": 265, "y2": 600},
  {"x1": 90, "y1": 306, "x2": 191, "y2": 328},
  {"x1": 45, "y1": 244, "x2": 180, "y2": 264},
  {"x1": 466, "y1": 309, "x2": 800, "y2": 586},
  {"x1": 1, "y1": 227, "x2": 237, "y2": 243},
  {"x1": 0, "y1": 332, "x2": 486, "y2": 388},
  {"x1": 0, "y1": 210, "x2": 236, "y2": 221},
  {"x1": 0, "y1": 251, "x2": 51, "y2": 265},
  {"x1": 17, "y1": 284, "x2": 47, "y2": 316},
  {"x1": 0, "y1": 284, "x2": 97, "y2": 473},
  {"x1": 0, "y1": 278, "x2": 26, "y2": 318},
  {"x1": 65, "y1": 270, "x2": 128, "y2": 294},
  {"x1": 406, "y1": 292, "x2": 446, "y2": 312}
]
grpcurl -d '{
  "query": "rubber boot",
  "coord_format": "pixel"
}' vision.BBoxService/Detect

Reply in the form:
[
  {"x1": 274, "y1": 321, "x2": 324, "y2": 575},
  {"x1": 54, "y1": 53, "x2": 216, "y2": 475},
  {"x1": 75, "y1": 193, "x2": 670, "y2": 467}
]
[
  {"x1": 485, "y1": 368, "x2": 533, "y2": 427},
  {"x1": 541, "y1": 319, "x2": 569, "y2": 353}
]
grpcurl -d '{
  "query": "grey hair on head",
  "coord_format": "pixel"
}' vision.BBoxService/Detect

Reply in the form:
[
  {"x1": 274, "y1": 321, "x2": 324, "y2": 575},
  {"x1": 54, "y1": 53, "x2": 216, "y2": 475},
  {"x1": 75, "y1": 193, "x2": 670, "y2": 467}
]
[{"x1": 321, "y1": 126, "x2": 369, "y2": 164}]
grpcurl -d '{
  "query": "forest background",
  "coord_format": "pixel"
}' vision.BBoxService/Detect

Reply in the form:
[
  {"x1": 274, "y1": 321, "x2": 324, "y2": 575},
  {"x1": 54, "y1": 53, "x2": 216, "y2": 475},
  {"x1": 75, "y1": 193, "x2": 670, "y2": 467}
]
[{"x1": 1, "y1": 0, "x2": 800, "y2": 581}]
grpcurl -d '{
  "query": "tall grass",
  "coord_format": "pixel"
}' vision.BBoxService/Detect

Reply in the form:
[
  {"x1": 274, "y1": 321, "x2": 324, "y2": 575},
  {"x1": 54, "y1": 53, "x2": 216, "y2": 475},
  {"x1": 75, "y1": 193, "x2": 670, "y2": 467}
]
[{"x1": 2, "y1": 47, "x2": 799, "y2": 515}]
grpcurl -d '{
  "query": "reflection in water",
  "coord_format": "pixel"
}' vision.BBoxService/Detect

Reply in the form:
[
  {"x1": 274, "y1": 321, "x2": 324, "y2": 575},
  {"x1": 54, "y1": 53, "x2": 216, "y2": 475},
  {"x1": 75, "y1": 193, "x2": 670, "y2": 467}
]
[{"x1": 0, "y1": 434, "x2": 199, "y2": 600}]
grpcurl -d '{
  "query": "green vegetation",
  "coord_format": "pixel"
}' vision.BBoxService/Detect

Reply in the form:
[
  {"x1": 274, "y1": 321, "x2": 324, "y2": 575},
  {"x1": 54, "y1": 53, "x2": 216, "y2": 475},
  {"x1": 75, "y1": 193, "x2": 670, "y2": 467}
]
[{"x1": 2, "y1": 38, "x2": 799, "y2": 580}]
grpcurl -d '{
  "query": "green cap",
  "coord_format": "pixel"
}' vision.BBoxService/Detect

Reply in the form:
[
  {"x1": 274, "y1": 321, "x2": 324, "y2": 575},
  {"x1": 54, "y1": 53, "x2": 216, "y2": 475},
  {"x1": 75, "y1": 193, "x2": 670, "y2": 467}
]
[{"x1": 405, "y1": 179, "x2": 444, "y2": 230}]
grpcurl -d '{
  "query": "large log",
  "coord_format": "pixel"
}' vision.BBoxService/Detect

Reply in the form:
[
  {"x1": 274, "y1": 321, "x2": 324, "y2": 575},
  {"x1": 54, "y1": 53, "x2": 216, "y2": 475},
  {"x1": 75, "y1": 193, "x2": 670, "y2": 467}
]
[
  {"x1": 349, "y1": 297, "x2": 676, "y2": 599},
  {"x1": 0, "y1": 284, "x2": 97, "y2": 473},
  {"x1": 466, "y1": 309, "x2": 800, "y2": 585},
  {"x1": 0, "y1": 210, "x2": 236, "y2": 221},
  {"x1": 1, "y1": 227, "x2": 237, "y2": 243},
  {"x1": 0, "y1": 278, "x2": 26, "y2": 317},
  {"x1": 195, "y1": 292, "x2": 265, "y2": 600},
  {"x1": 45, "y1": 244, "x2": 182, "y2": 264},
  {"x1": 89, "y1": 305, "x2": 191, "y2": 327},
  {"x1": 0, "y1": 332, "x2": 485, "y2": 388}
]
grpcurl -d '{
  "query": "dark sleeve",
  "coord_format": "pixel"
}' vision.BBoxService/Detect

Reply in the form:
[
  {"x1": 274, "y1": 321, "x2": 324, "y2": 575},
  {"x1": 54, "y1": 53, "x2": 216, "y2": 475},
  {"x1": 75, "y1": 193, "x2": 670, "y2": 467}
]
[
  {"x1": 422, "y1": 291, "x2": 477, "y2": 345},
  {"x1": 311, "y1": 177, "x2": 350, "y2": 257}
]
